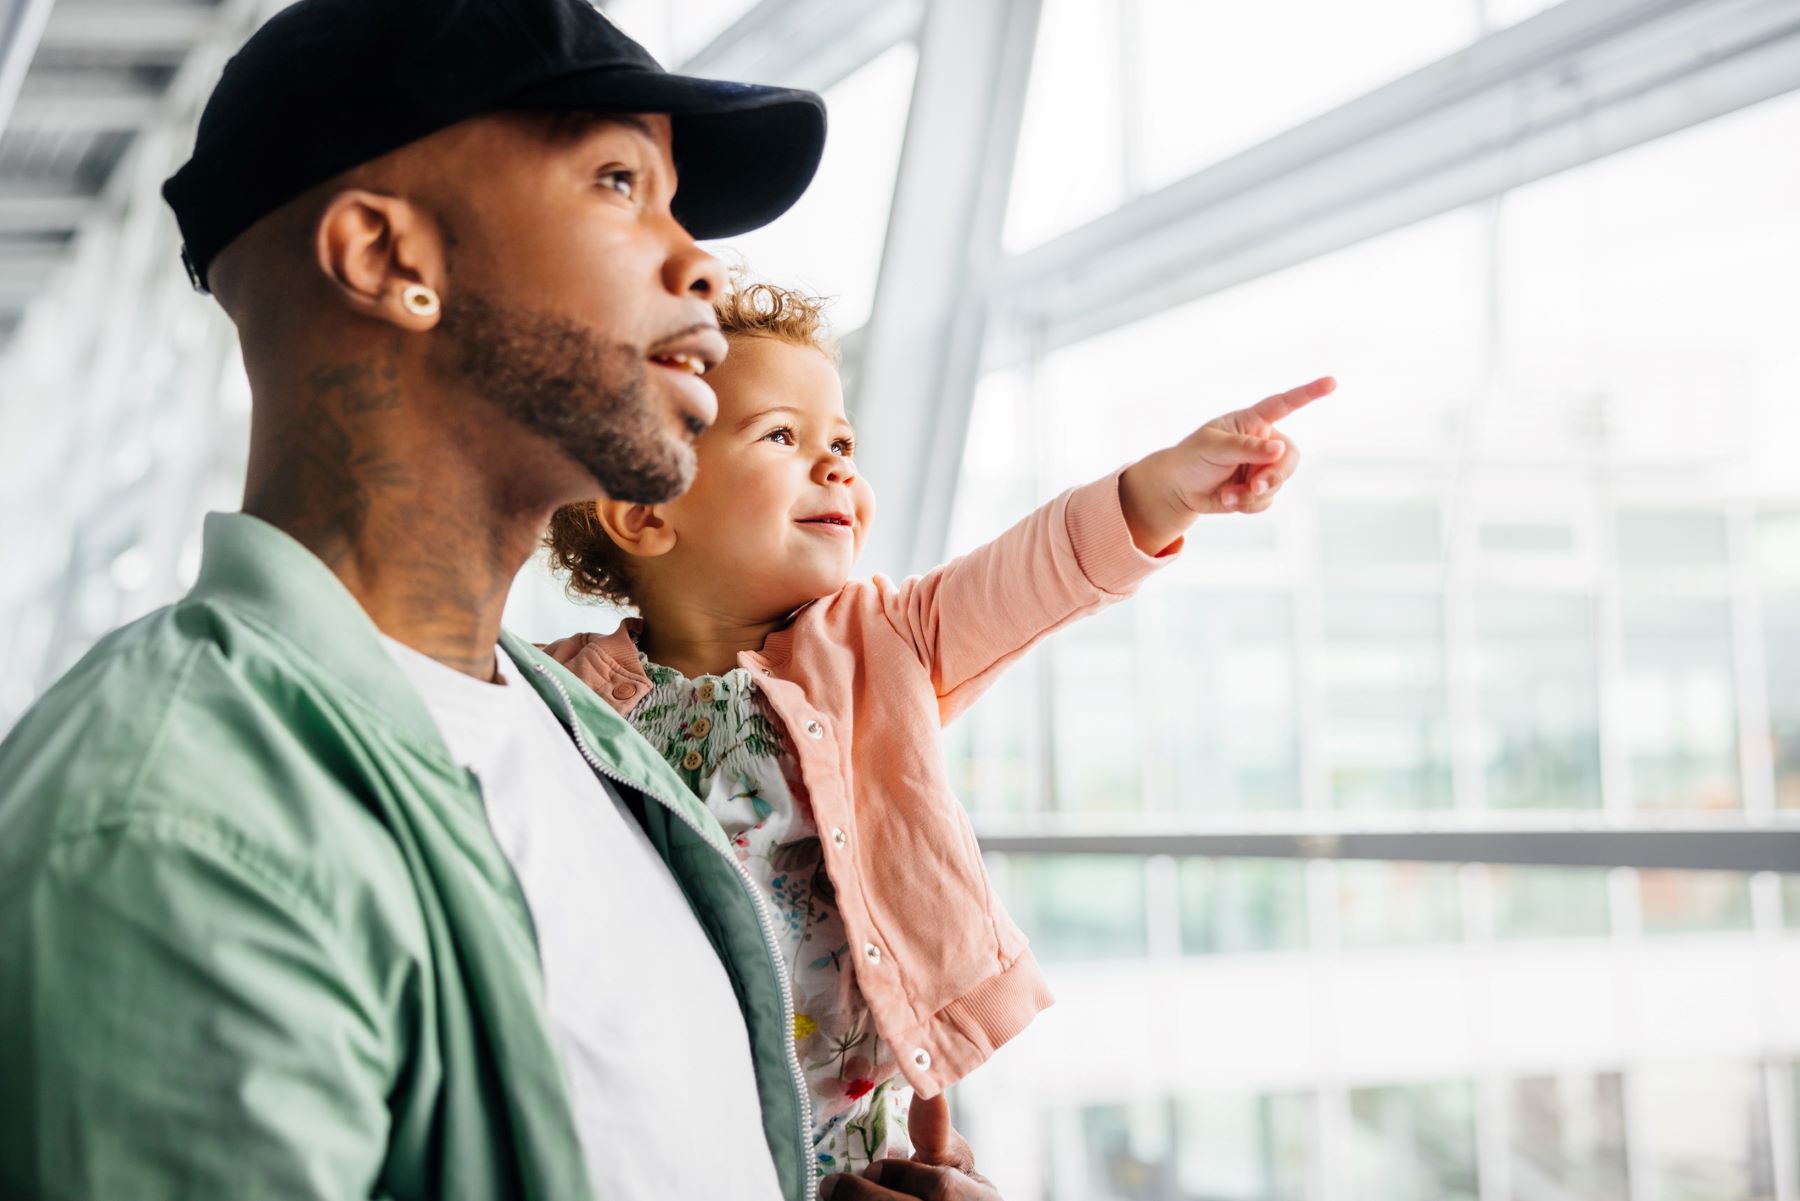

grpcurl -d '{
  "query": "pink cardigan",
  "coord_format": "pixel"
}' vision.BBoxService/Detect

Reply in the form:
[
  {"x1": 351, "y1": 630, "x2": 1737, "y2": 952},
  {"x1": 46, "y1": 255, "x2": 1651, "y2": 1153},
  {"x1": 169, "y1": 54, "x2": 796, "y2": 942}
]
[{"x1": 542, "y1": 470, "x2": 1178, "y2": 1098}]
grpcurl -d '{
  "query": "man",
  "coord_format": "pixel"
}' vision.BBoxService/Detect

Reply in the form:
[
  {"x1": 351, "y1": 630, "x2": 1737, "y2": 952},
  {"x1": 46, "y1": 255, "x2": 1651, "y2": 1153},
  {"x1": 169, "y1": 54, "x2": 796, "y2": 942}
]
[{"x1": 0, "y1": 1, "x2": 994, "y2": 1198}]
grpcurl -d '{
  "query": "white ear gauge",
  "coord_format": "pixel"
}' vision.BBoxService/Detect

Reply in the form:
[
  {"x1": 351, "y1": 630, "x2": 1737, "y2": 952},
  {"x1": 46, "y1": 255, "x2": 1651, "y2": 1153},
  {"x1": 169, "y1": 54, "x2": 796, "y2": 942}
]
[{"x1": 401, "y1": 284, "x2": 441, "y2": 318}]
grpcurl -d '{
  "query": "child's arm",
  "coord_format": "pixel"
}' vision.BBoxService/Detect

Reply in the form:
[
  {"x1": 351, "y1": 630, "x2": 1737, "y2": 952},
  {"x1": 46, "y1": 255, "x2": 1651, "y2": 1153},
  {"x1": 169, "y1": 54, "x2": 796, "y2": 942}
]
[{"x1": 880, "y1": 376, "x2": 1333, "y2": 723}]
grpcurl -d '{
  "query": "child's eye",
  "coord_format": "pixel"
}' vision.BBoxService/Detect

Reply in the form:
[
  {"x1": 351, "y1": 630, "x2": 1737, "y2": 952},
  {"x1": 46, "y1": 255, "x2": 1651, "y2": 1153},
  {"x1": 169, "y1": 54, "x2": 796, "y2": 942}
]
[
  {"x1": 763, "y1": 427, "x2": 795, "y2": 446},
  {"x1": 831, "y1": 438, "x2": 856, "y2": 457},
  {"x1": 597, "y1": 167, "x2": 637, "y2": 200}
]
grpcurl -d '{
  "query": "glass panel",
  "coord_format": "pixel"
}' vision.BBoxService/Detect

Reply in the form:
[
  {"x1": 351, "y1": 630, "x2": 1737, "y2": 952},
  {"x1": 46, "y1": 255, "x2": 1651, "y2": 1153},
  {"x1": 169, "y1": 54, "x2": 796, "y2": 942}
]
[
  {"x1": 1766, "y1": 592, "x2": 1800, "y2": 811},
  {"x1": 1165, "y1": 590, "x2": 1300, "y2": 812},
  {"x1": 1179, "y1": 858, "x2": 1308, "y2": 955},
  {"x1": 1129, "y1": 0, "x2": 1477, "y2": 193},
  {"x1": 1785, "y1": 877, "x2": 1800, "y2": 930},
  {"x1": 1617, "y1": 510, "x2": 1729, "y2": 569},
  {"x1": 707, "y1": 43, "x2": 918, "y2": 332},
  {"x1": 1321, "y1": 502, "x2": 1441, "y2": 568},
  {"x1": 1323, "y1": 593, "x2": 1452, "y2": 811},
  {"x1": 1347, "y1": 1080, "x2": 1479, "y2": 1201},
  {"x1": 1044, "y1": 1100, "x2": 1170, "y2": 1201},
  {"x1": 1476, "y1": 592, "x2": 1602, "y2": 809},
  {"x1": 1478, "y1": 521, "x2": 1576, "y2": 555},
  {"x1": 1757, "y1": 512, "x2": 1800, "y2": 588},
  {"x1": 1002, "y1": 855, "x2": 1148, "y2": 962},
  {"x1": 1490, "y1": 867, "x2": 1611, "y2": 940},
  {"x1": 1035, "y1": 206, "x2": 1487, "y2": 469},
  {"x1": 1620, "y1": 595, "x2": 1739, "y2": 811},
  {"x1": 1493, "y1": 92, "x2": 1800, "y2": 473},
  {"x1": 1172, "y1": 1092, "x2": 1312, "y2": 1201},
  {"x1": 1485, "y1": 0, "x2": 1568, "y2": 27},
  {"x1": 1639, "y1": 870, "x2": 1753, "y2": 936},
  {"x1": 1172, "y1": 510, "x2": 1282, "y2": 559},
  {"x1": 1003, "y1": 0, "x2": 1127, "y2": 251},
  {"x1": 1051, "y1": 603, "x2": 1143, "y2": 813},
  {"x1": 1635, "y1": 1064, "x2": 1776, "y2": 1201},
  {"x1": 945, "y1": 369, "x2": 1037, "y2": 557},
  {"x1": 1337, "y1": 862, "x2": 1462, "y2": 948},
  {"x1": 944, "y1": 648, "x2": 1041, "y2": 816},
  {"x1": 1508, "y1": 1072, "x2": 1629, "y2": 1201}
]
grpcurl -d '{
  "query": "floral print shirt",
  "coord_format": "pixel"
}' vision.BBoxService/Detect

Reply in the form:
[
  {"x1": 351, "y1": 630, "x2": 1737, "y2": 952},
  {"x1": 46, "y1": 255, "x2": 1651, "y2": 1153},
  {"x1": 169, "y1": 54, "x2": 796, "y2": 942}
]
[{"x1": 630, "y1": 652, "x2": 913, "y2": 1180}]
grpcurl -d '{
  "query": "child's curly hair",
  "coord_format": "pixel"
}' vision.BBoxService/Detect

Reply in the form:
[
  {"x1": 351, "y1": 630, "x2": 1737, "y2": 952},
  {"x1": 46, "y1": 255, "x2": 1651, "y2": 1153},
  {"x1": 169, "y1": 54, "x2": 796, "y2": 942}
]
[{"x1": 543, "y1": 278, "x2": 837, "y2": 609}]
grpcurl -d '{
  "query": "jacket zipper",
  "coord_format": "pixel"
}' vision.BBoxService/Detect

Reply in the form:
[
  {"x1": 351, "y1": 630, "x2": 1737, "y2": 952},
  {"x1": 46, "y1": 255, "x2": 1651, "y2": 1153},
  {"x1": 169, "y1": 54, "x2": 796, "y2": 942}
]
[{"x1": 533, "y1": 663, "x2": 818, "y2": 1201}]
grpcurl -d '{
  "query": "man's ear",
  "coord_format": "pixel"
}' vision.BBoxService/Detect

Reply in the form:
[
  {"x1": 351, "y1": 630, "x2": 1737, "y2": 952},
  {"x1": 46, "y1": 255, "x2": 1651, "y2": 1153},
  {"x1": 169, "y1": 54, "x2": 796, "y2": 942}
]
[
  {"x1": 315, "y1": 189, "x2": 446, "y2": 332},
  {"x1": 596, "y1": 500, "x2": 678, "y2": 559}
]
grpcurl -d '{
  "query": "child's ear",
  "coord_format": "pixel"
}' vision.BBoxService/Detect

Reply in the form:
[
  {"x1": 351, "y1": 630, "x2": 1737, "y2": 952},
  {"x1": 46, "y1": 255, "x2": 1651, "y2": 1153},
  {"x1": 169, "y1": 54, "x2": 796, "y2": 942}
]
[{"x1": 595, "y1": 500, "x2": 677, "y2": 559}]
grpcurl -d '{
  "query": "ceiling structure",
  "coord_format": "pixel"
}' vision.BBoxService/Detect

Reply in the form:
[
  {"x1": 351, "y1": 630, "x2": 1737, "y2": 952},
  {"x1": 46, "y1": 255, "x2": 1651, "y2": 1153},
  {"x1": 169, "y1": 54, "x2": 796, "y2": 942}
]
[{"x1": 0, "y1": 0, "x2": 235, "y2": 348}]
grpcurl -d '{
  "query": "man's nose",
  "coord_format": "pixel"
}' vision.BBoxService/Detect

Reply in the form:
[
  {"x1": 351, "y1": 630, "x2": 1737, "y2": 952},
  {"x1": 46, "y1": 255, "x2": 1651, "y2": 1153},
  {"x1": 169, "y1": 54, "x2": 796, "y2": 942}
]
[{"x1": 661, "y1": 229, "x2": 726, "y2": 300}]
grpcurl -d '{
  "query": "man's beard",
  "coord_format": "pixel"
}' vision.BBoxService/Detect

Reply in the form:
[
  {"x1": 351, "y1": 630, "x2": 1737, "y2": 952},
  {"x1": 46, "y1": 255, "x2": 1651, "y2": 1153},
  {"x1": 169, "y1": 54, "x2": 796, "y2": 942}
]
[{"x1": 436, "y1": 291, "x2": 695, "y2": 505}]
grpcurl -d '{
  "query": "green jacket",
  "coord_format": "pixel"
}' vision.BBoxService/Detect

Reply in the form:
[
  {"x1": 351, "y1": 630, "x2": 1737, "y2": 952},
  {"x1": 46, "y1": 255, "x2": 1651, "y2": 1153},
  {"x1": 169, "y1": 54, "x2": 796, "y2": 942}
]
[{"x1": 0, "y1": 513, "x2": 810, "y2": 1201}]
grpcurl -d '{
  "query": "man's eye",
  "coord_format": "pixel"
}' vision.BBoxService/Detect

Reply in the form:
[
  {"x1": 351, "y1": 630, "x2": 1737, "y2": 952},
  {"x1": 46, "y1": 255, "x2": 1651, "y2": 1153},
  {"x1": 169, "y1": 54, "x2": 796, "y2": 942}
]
[
  {"x1": 598, "y1": 168, "x2": 636, "y2": 199},
  {"x1": 764, "y1": 427, "x2": 795, "y2": 445}
]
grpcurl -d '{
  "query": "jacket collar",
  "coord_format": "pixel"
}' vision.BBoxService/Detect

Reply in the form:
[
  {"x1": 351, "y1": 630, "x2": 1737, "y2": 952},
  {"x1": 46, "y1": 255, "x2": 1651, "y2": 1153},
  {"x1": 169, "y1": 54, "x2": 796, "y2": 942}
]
[
  {"x1": 189, "y1": 512, "x2": 446, "y2": 751},
  {"x1": 504, "y1": 628, "x2": 730, "y2": 851}
]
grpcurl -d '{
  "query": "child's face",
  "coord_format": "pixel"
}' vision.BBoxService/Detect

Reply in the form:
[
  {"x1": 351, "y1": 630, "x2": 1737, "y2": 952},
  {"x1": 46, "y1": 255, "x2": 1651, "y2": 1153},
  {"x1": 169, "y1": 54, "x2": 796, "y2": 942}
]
[{"x1": 654, "y1": 335, "x2": 876, "y2": 614}]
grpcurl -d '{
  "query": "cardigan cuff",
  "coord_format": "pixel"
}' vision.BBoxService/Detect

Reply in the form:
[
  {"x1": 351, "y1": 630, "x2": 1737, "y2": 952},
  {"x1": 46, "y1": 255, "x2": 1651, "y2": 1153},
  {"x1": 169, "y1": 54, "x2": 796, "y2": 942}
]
[
  {"x1": 889, "y1": 948, "x2": 1056, "y2": 1099},
  {"x1": 1064, "y1": 469, "x2": 1183, "y2": 597}
]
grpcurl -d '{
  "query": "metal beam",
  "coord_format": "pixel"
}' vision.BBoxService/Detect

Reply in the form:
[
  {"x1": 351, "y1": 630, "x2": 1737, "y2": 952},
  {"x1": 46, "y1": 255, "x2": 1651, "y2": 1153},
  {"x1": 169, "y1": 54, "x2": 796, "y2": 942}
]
[
  {"x1": 988, "y1": 0, "x2": 1800, "y2": 368},
  {"x1": 9, "y1": 82, "x2": 163, "y2": 132},
  {"x1": 976, "y1": 823, "x2": 1800, "y2": 874},
  {"x1": 850, "y1": 0, "x2": 1043, "y2": 577},
  {"x1": 679, "y1": 0, "x2": 922, "y2": 91},
  {"x1": 0, "y1": 0, "x2": 56, "y2": 136},
  {"x1": 38, "y1": 2, "x2": 221, "y2": 56},
  {"x1": 0, "y1": 245, "x2": 63, "y2": 279},
  {"x1": 0, "y1": 191, "x2": 94, "y2": 231}
]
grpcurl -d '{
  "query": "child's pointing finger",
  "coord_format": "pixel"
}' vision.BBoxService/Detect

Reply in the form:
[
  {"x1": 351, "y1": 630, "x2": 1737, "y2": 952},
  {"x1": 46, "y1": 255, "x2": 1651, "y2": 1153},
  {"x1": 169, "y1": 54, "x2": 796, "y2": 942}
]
[{"x1": 1248, "y1": 375, "x2": 1336, "y2": 425}]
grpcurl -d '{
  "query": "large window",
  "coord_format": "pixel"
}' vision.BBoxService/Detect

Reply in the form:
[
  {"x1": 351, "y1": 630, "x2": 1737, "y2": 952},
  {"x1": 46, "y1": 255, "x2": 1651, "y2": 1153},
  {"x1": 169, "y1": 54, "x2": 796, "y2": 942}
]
[{"x1": 951, "y1": 50, "x2": 1800, "y2": 1201}]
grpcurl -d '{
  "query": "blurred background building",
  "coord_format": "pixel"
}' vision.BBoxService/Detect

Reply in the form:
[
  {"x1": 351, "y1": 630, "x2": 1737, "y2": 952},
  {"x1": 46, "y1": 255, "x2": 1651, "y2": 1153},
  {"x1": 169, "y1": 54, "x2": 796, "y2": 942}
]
[{"x1": 3, "y1": 0, "x2": 1799, "y2": 1197}]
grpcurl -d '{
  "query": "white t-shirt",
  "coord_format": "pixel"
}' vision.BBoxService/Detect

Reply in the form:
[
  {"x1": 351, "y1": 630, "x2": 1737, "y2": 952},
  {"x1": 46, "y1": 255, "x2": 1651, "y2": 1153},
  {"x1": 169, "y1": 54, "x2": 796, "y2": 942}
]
[{"x1": 381, "y1": 636, "x2": 783, "y2": 1201}]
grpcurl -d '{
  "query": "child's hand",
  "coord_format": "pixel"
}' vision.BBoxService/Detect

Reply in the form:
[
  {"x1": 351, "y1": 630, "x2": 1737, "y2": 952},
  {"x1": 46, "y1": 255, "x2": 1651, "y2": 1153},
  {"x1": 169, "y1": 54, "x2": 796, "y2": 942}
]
[{"x1": 1119, "y1": 375, "x2": 1335, "y2": 555}]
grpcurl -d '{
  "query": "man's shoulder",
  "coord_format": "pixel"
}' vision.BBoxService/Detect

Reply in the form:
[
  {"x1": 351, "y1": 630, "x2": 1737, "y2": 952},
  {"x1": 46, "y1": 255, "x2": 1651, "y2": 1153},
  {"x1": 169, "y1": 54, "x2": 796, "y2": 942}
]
[
  {"x1": 1, "y1": 600, "x2": 216, "y2": 809},
  {"x1": 0, "y1": 596, "x2": 411, "y2": 920}
]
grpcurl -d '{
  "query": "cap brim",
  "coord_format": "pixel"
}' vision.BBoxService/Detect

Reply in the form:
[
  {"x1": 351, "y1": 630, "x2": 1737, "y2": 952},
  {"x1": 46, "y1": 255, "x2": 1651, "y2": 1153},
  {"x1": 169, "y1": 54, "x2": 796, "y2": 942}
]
[{"x1": 504, "y1": 69, "x2": 827, "y2": 240}]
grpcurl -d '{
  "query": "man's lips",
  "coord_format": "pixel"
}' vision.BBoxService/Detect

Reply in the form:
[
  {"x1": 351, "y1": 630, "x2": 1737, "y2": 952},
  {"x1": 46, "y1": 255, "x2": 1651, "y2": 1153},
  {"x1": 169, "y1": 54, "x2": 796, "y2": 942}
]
[
  {"x1": 646, "y1": 327, "x2": 728, "y2": 376},
  {"x1": 645, "y1": 327, "x2": 726, "y2": 436}
]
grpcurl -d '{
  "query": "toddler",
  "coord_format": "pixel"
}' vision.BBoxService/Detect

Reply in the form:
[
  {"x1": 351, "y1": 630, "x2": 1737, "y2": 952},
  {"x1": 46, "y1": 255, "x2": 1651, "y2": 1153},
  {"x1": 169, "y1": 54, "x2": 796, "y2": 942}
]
[{"x1": 542, "y1": 281, "x2": 1332, "y2": 1183}]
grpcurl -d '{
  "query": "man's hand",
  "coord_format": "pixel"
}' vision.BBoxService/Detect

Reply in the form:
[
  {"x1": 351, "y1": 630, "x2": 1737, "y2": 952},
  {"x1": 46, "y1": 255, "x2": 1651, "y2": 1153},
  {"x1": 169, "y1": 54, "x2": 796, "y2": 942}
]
[
  {"x1": 1118, "y1": 375, "x2": 1336, "y2": 555},
  {"x1": 820, "y1": 1093, "x2": 1000, "y2": 1200}
]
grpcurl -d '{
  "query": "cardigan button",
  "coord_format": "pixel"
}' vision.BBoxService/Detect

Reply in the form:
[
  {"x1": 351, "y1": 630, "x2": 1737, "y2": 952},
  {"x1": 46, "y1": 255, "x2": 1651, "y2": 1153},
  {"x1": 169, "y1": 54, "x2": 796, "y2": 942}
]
[
  {"x1": 761, "y1": 668, "x2": 773, "y2": 677},
  {"x1": 863, "y1": 942, "x2": 882, "y2": 964},
  {"x1": 911, "y1": 1048, "x2": 932, "y2": 1071},
  {"x1": 831, "y1": 827, "x2": 848, "y2": 848},
  {"x1": 611, "y1": 684, "x2": 634, "y2": 701},
  {"x1": 804, "y1": 720, "x2": 824, "y2": 740}
]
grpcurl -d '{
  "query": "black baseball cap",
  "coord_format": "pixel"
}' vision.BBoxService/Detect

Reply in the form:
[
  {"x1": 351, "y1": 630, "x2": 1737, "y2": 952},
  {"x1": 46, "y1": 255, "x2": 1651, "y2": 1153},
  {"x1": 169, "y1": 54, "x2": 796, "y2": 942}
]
[{"x1": 162, "y1": 0, "x2": 827, "y2": 292}]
